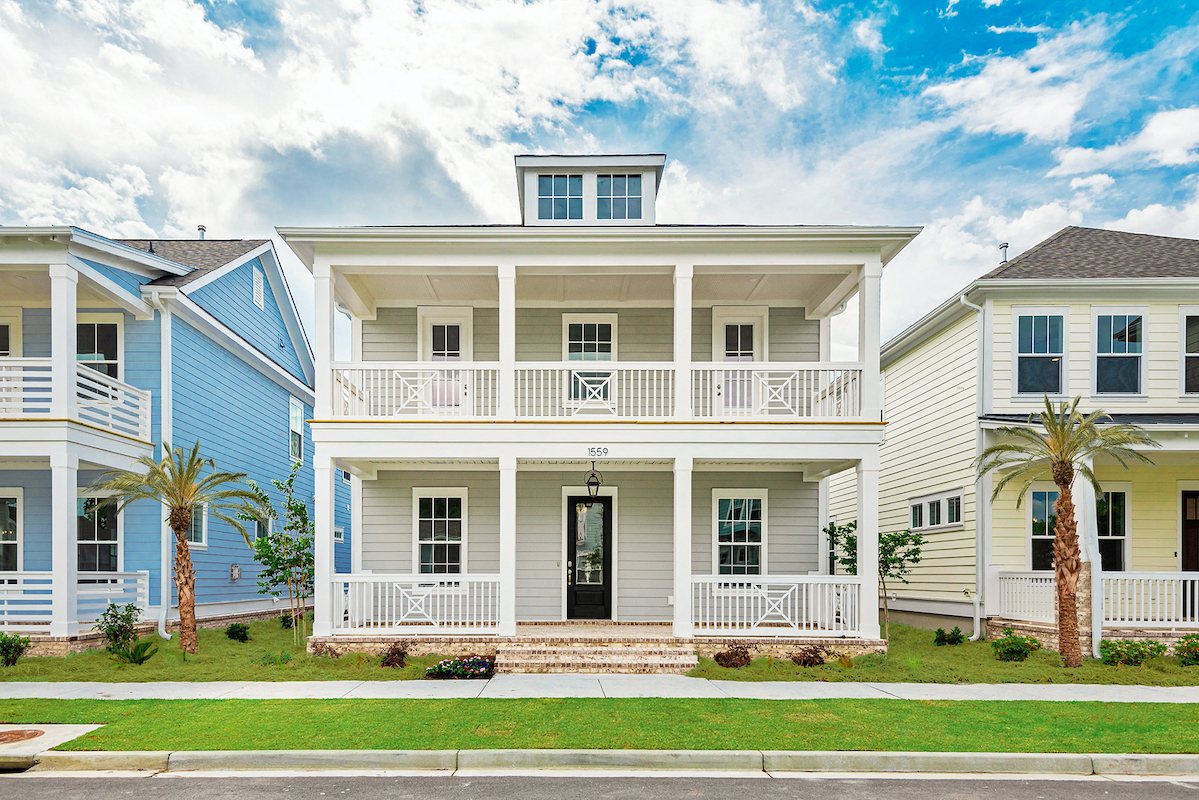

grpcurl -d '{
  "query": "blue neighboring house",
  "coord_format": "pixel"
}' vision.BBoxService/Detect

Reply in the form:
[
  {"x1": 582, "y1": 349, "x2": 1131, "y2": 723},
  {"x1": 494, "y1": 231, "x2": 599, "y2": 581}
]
[{"x1": 0, "y1": 226, "x2": 318, "y2": 650}]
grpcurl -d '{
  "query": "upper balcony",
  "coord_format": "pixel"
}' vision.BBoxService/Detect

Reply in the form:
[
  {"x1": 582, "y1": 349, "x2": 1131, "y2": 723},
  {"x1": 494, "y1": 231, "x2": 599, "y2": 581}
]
[{"x1": 0, "y1": 358, "x2": 151, "y2": 439}]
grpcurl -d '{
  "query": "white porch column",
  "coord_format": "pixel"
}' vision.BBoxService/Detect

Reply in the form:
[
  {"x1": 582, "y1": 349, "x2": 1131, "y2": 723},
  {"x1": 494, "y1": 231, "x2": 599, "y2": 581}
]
[
  {"x1": 313, "y1": 260, "x2": 335, "y2": 419},
  {"x1": 50, "y1": 451, "x2": 78, "y2": 637},
  {"x1": 857, "y1": 257, "x2": 882, "y2": 421},
  {"x1": 312, "y1": 456, "x2": 336, "y2": 637},
  {"x1": 673, "y1": 263, "x2": 693, "y2": 419},
  {"x1": 673, "y1": 455, "x2": 694, "y2": 637},
  {"x1": 856, "y1": 459, "x2": 882, "y2": 640},
  {"x1": 498, "y1": 263, "x2": 516, "y2": 418},
  {"x1": 498, "y1": 455, "x2": 517, "y2": 635},
  {"x1": 1075, "y1": 455, "x2": 1103, "y2": 658},
  {"x1": 49, "y1": 264, "x2": 78, "y2": 421}
]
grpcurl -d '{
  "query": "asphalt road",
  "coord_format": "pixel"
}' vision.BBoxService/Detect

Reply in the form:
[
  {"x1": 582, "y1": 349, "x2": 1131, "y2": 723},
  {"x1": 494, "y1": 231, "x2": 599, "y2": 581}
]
[{"x1": 4, "y1": 775, "x2": 1199, "y2": 799}]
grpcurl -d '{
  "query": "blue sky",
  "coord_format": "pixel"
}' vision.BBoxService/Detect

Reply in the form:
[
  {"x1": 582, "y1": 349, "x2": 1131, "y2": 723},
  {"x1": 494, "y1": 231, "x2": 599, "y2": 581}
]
[{"x1": 1, "y1": 0, "x2": 1198, "y2": 354}]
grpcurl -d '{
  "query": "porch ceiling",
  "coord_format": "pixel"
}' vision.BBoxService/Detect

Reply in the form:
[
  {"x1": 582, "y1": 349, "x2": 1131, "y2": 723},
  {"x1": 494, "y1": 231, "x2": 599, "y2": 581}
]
[{"x1": 0, "y1": 267, "x2": 115, "y2": 307}]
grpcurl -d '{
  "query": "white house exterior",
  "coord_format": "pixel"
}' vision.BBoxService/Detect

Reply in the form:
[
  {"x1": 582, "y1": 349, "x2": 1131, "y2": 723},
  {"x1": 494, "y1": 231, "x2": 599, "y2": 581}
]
[
  {"x1": 830, "y1": 226, "x2": 1199, "y2": 656},
  {"x1": 282, "y1": 153, "x2": 919, "y2": 670}
]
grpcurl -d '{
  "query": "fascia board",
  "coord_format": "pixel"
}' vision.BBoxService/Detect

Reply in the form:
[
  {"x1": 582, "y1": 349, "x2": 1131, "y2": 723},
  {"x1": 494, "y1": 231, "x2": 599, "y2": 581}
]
[
  {"x1": 177, "y1": 241, "x2": 274, "y2": 292},
  {"x1": 68, "y1": 226, "x2": 190, "y2": 276},
  {"x1": 67, "y1": 254, "x2": 155, "y2": 319}
]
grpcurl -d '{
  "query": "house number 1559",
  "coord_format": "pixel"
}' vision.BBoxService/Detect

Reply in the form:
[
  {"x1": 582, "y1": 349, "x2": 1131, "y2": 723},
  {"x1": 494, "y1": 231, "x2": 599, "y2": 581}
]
[{"x1": 588, "y1": 447, "x2": 609, "y2": 458}]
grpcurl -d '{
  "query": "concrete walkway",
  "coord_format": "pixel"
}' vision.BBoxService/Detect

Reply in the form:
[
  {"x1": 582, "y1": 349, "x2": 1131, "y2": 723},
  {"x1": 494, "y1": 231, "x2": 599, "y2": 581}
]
[{"x1": 3, "y1": 676, "x2": 1199, "y2": 702}]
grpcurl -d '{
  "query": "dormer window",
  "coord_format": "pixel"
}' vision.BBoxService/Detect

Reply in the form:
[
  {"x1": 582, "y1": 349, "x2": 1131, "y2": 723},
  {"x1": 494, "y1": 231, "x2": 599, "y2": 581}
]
[
  {"x1": 597, "y1": 175, "x2": 641, "y2": 220},
  {"x1": 538, "y1": 175, "x2": 582, "y2": 220}
]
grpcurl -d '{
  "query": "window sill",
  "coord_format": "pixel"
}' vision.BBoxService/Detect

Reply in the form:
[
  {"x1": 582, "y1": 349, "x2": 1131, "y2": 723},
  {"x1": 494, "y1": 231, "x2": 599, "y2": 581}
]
[
  {"x1": 1089, "y1": 394, "x2": 1149, "y2": 402},
  {"x1": 1010, "y1": 395, "x2": 1070, "y2": 403},
  {"x1": 187, "y1": 543, "x2": 208, "y2": 551},
  {"x1": 912, "y1": 523, "x2": 965, "y2": 535}
]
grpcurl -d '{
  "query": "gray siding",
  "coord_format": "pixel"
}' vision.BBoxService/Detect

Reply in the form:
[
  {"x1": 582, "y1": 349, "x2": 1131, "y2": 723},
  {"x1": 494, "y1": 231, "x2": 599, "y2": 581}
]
[
  {"x1": 768, "y1": 307, "x2": 819, "y2": 361},
  {"x1": 516, "y1": 308, "x2": 673, "y2": 361},
  {"x1": 691, "y1": 473, "x2": 819, "y2": 575},
  {"x1": 363, "y1": 307, "x2": 416, "y2": 360}
]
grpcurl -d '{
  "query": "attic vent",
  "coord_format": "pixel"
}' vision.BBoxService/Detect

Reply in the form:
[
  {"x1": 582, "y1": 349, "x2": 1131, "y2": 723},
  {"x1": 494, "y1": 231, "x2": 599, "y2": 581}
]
[{"x1": 253, "y1": 267, "x2": 265, "y2": 310}]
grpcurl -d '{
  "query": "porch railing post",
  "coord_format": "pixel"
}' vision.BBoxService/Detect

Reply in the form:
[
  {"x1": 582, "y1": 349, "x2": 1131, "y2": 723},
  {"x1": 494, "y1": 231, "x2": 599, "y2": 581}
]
[
  {"x1": 673, "y1": 455, "x2": 694, "y2": 637},
  {"x1": 498, "y1": 263, "x2": 516, "y2": 418},
  {"x1": 498, "y1": 455, "x2": 517, "y2": 636},
  {"x1": 50, "y1": 450, "x2": 78, "y2": 637},
  {"x1": 673, "y1": 263, "x2": 693, "y2": 420}
]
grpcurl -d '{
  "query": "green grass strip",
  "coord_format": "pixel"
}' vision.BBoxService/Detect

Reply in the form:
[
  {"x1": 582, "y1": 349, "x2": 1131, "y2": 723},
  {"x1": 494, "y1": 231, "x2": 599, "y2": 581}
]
[{"x1": 3, "y1": 698, "x2": 1198, "y2": 753}]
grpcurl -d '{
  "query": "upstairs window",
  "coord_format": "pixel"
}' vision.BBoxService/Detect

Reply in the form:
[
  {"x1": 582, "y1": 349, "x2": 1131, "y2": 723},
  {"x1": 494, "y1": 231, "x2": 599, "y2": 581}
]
[
  {"x1": 538, "y1": 175, "x2": 582, "y2": 220},
  {"x1": 1016, "y1": 312, "x2": 1064, "y2": 395},
  {"x1": 186, "y1": 504, "x2": 206, "y2": 547},
  {"x1": 0, "y1": 324, "x2": 9, "y2": 357},
  {"x1": 77, "y1": 322, "x2": 119, "y2": 379},
  {"x1": 1185, "y1": 313, "x2": 1199, "y2": 394},
  {"x1": 1095, "y1": 312, "x2": 1143, "y2": 394},
  {"x1": 253, "y1": 266, "x2": 265, "y2": 310},
  {"x1": 289, "y1": 397, "x2": 304, "y2": 462},
  {"x1": 597, "y1": 174, "x2": 642, "y2": 220}
]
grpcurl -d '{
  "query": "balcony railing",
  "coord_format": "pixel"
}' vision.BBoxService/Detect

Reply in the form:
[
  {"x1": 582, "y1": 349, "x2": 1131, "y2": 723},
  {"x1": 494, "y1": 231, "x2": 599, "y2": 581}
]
[
  {"x1": 332, "y1": 574, "x2": 501, "y2": 634},
  {"x1": 330, "y1": 361, "x2": 865, "y2": 421},
  {"x1": 691, "y1": 575, "x2": 861, "y2": 636},
  {"x1": 1104, "y1": 572, "x2": 1199, "y2": 628},
  {"x1": 996, "y1": 570, "x2": 1056, "y2": 624},
  {"x1": 0, "y1": 359, "x2": 152, "y2": 440},
  {"x1": 0, "y1": 571, "x2": 150, "y2": 634}
]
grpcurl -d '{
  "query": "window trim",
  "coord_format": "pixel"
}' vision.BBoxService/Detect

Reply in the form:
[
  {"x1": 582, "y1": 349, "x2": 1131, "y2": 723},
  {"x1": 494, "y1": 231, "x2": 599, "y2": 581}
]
[
  {"x1": 341, "y1": 469, "x2": 352, "y2": 485},
  {"x1": 187, "y1": 503, "x2": 208, "y2": 550},
  {"x1": 253, "y1": 266, "x2": 265, "y2": 310},
  {"x1": 908, "y1": 489, "x2": 964, "y2": 533},
  {"x1": 76, "y1": 489, "x2": 122, "y2": 573},
  {"x1": 254, "y1": 517, "x2": 272, "y2": 542},
  {"x1": 0, "y1": 307, "x2": 22, "y2": 357},
  {"x1": 1026, "y1": 482, "x2": 1058, "y2": 570},
  {"x1": 0, "y1": 487, "x2": 23, "y2": 571},
  {"x1": 76, "y1": 313, "x2": 125, "y2": 383},
  {"x1": 1011, "y1": 306, "x2": 1068, "y2": 401},
  {"x1": 1179, "y1": 307, "x2": 1199, "y2": 398},
  {"x1": 711, "y1": 306, "x2": 769, "y2": 362},
  {"x1": 289, "y1": 396, "x2": 304, "y2": 463},
  {"x1": 561, "y1": 313, "x2": 618, "y2": 362},
  {"x1": 1091, "y1": 306, "x2": 1148, "y2": 398},
  {"x1": 1096, "y1": 481, "x2": 1131, "y2": 573},
  {"x1": 417, "y1": 306, "x2": 474, "y2": 362},
  {"x1": 334, "y1": 525, "x2": 345, "y2": 544},
  {"x1": 711, "y1": 488, "x2": 769, "y2": 576},
  {"x1": 536, "y1": 173, "x2": 584, "y2": 221},
  {"x1": 411, "y1": 487, "x2": 469, "y2": 575},
  {"x1": 596, "y1": 173, "x2": 644, "y2": 221}
]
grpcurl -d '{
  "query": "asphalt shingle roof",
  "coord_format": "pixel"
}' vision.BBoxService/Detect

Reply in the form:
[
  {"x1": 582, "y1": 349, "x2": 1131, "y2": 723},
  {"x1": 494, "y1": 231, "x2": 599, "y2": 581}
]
[
  {"x1": 117, "y1": 239, "x2": 269, "y2": 287},
  {"x1": 981, "y1": 226, "x2": 1199, "y2": 281}
]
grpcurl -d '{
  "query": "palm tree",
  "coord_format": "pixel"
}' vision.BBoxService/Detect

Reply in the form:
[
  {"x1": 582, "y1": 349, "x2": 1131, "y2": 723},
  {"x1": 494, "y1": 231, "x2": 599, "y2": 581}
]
[
  {"x1": 975, "y1": 397, "x2": 1157, "y2": 667},
  {"x1": 90, "y1": 441, "x2": 267, "y2": 654}
]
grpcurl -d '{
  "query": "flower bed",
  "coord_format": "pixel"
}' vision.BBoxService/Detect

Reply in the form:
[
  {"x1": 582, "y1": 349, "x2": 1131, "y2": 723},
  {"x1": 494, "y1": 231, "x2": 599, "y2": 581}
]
[{"x1": 424, "y1": 654, "x2": 495, "y2": 679}]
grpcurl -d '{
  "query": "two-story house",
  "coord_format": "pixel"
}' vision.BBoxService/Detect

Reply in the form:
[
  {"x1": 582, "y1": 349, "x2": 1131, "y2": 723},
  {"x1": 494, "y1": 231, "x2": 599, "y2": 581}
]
[
  {"x1": 830, "y1": 226, "x2": 1199, "y2": 656},
  {"x1": 281, "y1": 153, "x2": 920, "y2": 672},
  {"x1": 0, "y1": 227, "x2": 316, "y2": 653}
]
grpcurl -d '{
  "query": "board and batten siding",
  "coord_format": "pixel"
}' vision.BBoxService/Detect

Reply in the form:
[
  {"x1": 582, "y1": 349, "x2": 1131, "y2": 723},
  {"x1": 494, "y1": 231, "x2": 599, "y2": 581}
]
[{"x1": 829, "y1": 311, "x2": 979, "y2": 604}]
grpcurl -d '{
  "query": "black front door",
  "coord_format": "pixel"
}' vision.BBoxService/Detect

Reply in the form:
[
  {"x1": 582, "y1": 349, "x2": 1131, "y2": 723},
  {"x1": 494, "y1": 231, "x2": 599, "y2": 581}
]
[
  {"x1": 567, "y1": 496, "x2": 612, "y2": 619},
  {"x1": 1184, "y1": 492, "x2": 1199, "y2": 572}
]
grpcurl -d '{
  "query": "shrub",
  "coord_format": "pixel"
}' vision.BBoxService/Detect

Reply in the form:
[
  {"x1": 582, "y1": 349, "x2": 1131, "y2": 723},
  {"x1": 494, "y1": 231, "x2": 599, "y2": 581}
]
[
  {"x1": 425, "y1": 654, "x2": 495, "y2": 679},
  {"x1": 1099, "y1": 639, "x2": 1167, "y2": 667},
  {"x1": 225, "y1": 623, "x2": 250, "y2": 642},
  {"x1": 257, "y1": 650, "x2": 292, "y2": 666},
  {"x1": 96, "y1": 602, "x2": 140, "y2": 653},
  {"x1": 110, "y1": 640, "x2": 158, "y2": 665},
  {"x1": 0, "y1": 631, "x2": 32, "y2": 667},
  {"x1": 714, "y1": 644, "x2": 753, "y2": 669},
  {"x1": 947, "y1": 626, "x2": 966, "y2": 645},
  {"x1": 381, "y1": 640, "x2": 411, "y2": 669},
  {"x1": 934, "y1": 628, "x2": 949, "y2": 646},
  {"x1": 789, "y1": 644, "x2": 836, "y2": 667},
  {"x1": 279, "y1": 613, "x2": 294, "y2": 629},
  {"x1": 1176, "y1": 634, "x2": 1199, "y2": 667},
  {"x1": 991, "y1": 627, "x2": 1041, "y2": 662},
  {"x1": 935, "y1": 626, "x2": 966, "y2": 647}
]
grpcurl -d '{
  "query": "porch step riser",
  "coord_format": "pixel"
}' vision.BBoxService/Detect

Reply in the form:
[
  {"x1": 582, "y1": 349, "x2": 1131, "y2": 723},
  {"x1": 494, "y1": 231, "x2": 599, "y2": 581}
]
[{"x1": 495, "y1": 642, "x2": 698, "y2": 674}]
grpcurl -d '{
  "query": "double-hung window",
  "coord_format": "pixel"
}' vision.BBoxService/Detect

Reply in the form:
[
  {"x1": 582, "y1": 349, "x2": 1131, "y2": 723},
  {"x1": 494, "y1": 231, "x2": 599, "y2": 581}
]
[
  {"x1": 186, "y1": 504, "x2": 206, "y2": 548},
  {"x1": 77, "y1": 320, "x2": 120, "y2": 379},
  {"x1": 538, "y1": 175, "x2": 582, "y2": 220},
  {"x1": 0, "y1": 491, "x2": 19, "y2": 571},
  {"x1": 909, "y1": 490, "x2": 963, "y2": 532},
  {"x1": 414, "y1": 490, "x2": 466, "y2": 574},
  {"x1": 713, "y1": 490, "x2": 767, "y2": 575},
  {"x1": 1096, "y1": 489, "x2": 1128, "y2": 572},
  {"x1": 1182, "y1": 310, "x2": 1199, "y2": 395},
  {"x1": 1029, "y1": 488, "x2": 1059, "y2": 570},
  {"x1": 289, "y1": 397, "x2": 304, "y2": 462},
  {"x1": 1094, "y1": 310, "x2": 1144, "y2": 395},
  {"x1": 1015, "y1": 310, "x2": 1065, "y2": 396},
  {"x1": 597, "y1": 174, "x2": 642, "y2": 220},
  {"x1": 77, "y1": 497, "x2": 118, "y2": 572}
]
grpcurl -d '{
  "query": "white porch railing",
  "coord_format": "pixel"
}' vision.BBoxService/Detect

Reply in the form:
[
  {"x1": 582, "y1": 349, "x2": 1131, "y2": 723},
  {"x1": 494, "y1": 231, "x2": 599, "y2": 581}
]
[
  {"x1": 1103, "y1": 572, "x2": 1199, "y2": 628},
  {"x1": 996, "y1": 570, "x2": 1056, "y2": 624},
  {"x1": 332, "y1": 363, "x2": 499, "y2": 418},
  {"x1": 75, "y1": 364, "x2": 152, "y2": 440},
  {"x1": 692, "y1": 364, "x2": 862, "y2": 419},
  {"x1": 332, "y1": 574, "x2": 501, "y2": 633},
  {"x1": 691, "y1": 575, "x2": 861, "y2": 636},
  {"x1": 0, "y1": 571, "x2": 150, "y2": 634},
  {"x1": 0, "y1": 358, "x2": 53, "y2": 417},
  {"x1": 515, "y1": 362, "x2": 675, "y2": 418}
]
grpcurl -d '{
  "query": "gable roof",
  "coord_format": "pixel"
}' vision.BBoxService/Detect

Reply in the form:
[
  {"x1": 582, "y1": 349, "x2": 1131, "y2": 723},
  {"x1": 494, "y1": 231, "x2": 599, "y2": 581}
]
[
  {"x1": 117, "y1": 239, "x2": 270, "y2": 287},
  {"x1": 981, "y1": 226, "x2": 1199, "y2": 281}
]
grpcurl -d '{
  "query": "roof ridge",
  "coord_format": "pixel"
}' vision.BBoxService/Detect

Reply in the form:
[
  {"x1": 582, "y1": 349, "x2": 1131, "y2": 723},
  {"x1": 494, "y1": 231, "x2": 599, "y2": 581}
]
[{"x1": 980, "y1": 226, "x2": 1077, "y2": 279}]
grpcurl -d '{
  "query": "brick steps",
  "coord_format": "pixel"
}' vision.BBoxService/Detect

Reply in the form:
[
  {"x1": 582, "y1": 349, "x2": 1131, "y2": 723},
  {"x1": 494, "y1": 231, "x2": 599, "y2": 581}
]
[{"x1": 495, "y1": 641, "x2": 699, "y2": 674}]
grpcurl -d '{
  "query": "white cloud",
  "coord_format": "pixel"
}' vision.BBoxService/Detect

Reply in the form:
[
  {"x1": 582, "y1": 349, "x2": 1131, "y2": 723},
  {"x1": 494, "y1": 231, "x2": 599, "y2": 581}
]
[
  {"x1": 987, "y1": 23, "x2": 1050, "y2": 34},
  {"x1": 1106, "y1": 184, "x2": 1199, "y2": 239},
  {"x1": 982, "y1": 0, "x2": 1004, "y2": 6},
  {"x1": 1049, "y1": 107, "x2": 1199, "y2": 176},
  {"x1": 1069, "y1": 173, "x2": 1114, "y2": 192},
  {"x1": 853, "y1": 17, "x2": 888, "y2": 54}
]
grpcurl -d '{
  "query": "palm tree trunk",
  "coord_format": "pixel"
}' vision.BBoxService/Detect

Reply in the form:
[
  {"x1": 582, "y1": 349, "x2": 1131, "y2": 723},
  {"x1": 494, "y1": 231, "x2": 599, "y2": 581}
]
[
  {"x1": 1052, "y1": 484, "x2": 1084, "y2": 668},
  {"x1": 173, "y1": 528, "x2": 199, "y2": 655}
]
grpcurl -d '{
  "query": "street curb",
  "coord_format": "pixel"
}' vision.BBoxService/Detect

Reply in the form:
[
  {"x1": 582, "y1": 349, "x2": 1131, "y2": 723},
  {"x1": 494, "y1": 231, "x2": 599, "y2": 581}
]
[{"x1": 16, "y1": 750, "x2": 1199, "y2": 775}]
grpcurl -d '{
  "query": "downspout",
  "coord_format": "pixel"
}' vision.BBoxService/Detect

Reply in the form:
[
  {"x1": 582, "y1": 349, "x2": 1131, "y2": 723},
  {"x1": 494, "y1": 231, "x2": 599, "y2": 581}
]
[
  {"x1": 150, "y1": 291, "x2": 173, "y2": 642},
  {"x1": 958, "y1": 294, "x2": 985, "y2": 640}
]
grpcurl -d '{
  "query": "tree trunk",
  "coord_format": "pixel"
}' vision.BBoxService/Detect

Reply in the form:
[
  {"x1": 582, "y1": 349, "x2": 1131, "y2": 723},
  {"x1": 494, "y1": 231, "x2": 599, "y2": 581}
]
[
  {"x1": 173, "y1": 527, "x2": 199, "y2": 655},
  {"x1": 1052, "y1": 482, "x2": 1084, "y2": 668}
]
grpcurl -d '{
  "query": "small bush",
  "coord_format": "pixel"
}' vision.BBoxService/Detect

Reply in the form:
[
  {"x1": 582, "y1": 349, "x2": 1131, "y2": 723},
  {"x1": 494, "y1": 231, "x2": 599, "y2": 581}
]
[
  {"x1": 714, "y1": 644, "x2": 753, "y2": 669},
  {"x1": 935, "y1": 626, "x2": 966, "y2": 647},
  {"x1": 1176, "y1": 634, "x2": 1199, "y2": 667},
  {"x1": 991, "y1": 627, "x2": 1041, "y2": 662},
  {"x1": 1099, "y1": 639, "x2": 1167, "y2": 667},
  {"x1": 381, "y1": 640, "x2": 411, "y2": 669},
  {"x1": 96, "y1": 602, "x2": 140, "y2": 653},
  {"x1": 789, "y1": 644, "x2": 836, "y2": 667},
  {"x1": 110, "y1": 640, "x2": 158, "y2": 665},
  {"x1": 0, "y1": 631, "x2": 32, "y2": 666},
  {"x1": 258, "y1": 650, "x2": 293, "y2": 666},
  {"x1": 934, "y1": 628, "x2": 949, "y2": 646},
  {"x1": 225, "y1": 623, "x2": 250, "y2": 642},
  {"x1": 947, "y1": 626, "x2": 966, "y2": 645},
  {"x1": 280, "y1": 613, "x2": 294, "y2": 629},
  {"x1": 425, "y1": 654, "x2": 495, "y2": 679}
]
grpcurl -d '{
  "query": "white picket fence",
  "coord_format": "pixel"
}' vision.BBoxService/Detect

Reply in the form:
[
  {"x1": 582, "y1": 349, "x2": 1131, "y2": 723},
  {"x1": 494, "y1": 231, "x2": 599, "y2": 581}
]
[
  {"x1": 332, "y1": 574, "x2": 501, "y2": 633},
  {"x1": 691, "y1": 575, "x2": 861, "y2": 636}
]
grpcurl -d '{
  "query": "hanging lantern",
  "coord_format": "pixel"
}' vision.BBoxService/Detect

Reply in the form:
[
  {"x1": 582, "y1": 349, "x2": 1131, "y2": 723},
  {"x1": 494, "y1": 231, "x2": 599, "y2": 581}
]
[{"x1": 584, "y1": 460, "x2": 603, "y2": 505}]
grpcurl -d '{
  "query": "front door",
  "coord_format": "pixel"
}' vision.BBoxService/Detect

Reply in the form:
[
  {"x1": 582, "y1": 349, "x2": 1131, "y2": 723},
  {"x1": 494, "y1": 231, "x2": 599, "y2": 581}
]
[
  {"x1": 1184, "y1": 492, "x2": 1199, "y2": 571},
  {"x1": 567, "y1": 496, "x2": 612, "y2": 619}
]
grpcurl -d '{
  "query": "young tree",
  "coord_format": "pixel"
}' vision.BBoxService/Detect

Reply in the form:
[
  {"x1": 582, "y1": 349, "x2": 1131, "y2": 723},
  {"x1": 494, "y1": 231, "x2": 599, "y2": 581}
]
[
  {"x1": 239, "y1": 461, "x2": 315, "y2": 645},
  {"x1": 976, "y1": 396, "x2": 1157, "y2": 667},
  {"x1": 90, "y1": 442, "x2": 266, "y2": 654},
  {"x1": 824, "y1": 519, "x2": 926, "y2": 640}
]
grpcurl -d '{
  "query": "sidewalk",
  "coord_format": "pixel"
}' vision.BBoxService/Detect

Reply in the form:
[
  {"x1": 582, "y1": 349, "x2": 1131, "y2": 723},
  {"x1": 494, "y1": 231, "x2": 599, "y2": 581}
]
[{"x1": 3, "y1": 675, "x2": 1199, "y2": 702}]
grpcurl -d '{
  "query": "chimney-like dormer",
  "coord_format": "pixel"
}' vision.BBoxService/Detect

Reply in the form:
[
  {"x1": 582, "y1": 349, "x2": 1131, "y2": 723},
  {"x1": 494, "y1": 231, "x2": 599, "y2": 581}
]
[{"x1": 514, "y1": 154, "x2": 666, "y2": 227}]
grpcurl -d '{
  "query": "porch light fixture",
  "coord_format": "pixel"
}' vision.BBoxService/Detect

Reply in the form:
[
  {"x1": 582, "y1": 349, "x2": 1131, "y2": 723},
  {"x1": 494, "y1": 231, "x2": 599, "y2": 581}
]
[{"x1": 584, "y1": 460, "x2": 603, "y2": 506}]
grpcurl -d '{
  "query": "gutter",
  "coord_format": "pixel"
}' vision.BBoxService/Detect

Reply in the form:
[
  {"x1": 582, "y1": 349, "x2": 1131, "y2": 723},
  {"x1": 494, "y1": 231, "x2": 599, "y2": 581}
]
[{"x1": 148, "y1": 290, "x2": 173, "y2": 643}]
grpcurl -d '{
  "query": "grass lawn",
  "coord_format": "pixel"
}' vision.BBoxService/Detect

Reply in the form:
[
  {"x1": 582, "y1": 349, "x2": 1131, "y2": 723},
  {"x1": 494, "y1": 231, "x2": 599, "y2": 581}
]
[
  {"x1": 688, "y1": 624, "x2": 1199, "y2": 685},
  {"x1": 2, "y1": 697, "x2": 1197, "y2": 752},
  {"x1": 0, "y1": 616, "x2": 441, "y2": 682}
]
